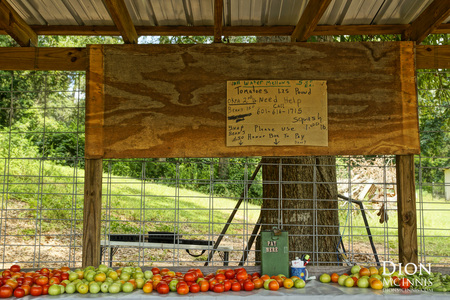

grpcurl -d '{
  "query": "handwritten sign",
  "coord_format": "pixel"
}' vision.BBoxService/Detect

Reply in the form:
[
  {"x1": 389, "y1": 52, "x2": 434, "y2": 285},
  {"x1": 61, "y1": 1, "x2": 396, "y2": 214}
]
[{"x1": 226, "y1": 80, "x2": 328, "y2": 147}]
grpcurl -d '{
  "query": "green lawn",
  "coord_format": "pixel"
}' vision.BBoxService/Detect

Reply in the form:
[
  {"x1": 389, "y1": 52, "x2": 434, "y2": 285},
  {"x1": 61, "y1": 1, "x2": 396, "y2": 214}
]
[
  {"x1": 1, "y1": 154, "x2": 448, "y2": 263},
  {"x1": 339, "y1": 191, "x2": 450, "y2": 264}
]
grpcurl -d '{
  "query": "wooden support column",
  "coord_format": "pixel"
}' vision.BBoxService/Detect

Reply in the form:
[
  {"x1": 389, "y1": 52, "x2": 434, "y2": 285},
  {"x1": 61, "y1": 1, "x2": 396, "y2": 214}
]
[
  {"x1": 396, "y1": 155, "x2": 419, "y2": 266},
  {"x1": 83, "y1": 159, "x2": 103, "y2": 267}
]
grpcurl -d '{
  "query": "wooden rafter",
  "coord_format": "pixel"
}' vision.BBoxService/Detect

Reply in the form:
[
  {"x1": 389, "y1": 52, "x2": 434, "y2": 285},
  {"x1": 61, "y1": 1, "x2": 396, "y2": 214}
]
[
  {"x1": 214, "y1": 0, "x2": 224, "y2": 43},
  {"x1": 103, "y1": 0, "x2": 138, "y2": 44},
  {"x1": 291, "y1": 0, "x2": 332, "y2": 42},
  {"x1": 403, "y1": 0, "x2": 450, "y2": 44},
  {"x1": 0, "y1": 0, "x2": 37, "y2": 47},
  {"x1": 1, "y1": 23, "x2": 450, "y2": 37}
]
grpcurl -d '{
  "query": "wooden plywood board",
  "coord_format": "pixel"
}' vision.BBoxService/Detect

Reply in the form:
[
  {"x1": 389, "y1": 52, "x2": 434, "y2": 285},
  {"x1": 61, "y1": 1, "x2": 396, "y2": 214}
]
[{"x1": 86, "y1": 42, "x2": 419, "y2": 158}]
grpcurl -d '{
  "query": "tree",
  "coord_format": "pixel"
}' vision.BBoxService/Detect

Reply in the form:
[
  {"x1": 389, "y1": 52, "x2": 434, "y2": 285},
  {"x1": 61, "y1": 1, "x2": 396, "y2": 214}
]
[{"x1": 254, "y1": 36, "x2": 340, "y2": 264}]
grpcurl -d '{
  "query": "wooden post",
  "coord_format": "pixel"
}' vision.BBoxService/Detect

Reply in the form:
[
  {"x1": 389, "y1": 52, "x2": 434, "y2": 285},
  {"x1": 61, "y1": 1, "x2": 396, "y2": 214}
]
[
  {"x1": 83, "y1": 159, "x2": 103, "y2": 267},
  {"x1": 396, "y1": 155, "x2": 419, "y2": 265}
]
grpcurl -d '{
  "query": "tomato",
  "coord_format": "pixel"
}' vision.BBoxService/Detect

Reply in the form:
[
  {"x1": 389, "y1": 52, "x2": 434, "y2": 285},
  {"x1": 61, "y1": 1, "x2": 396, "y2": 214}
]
[
  {"x1": 60, "y1": 272, "x2": 69, "y2": 281},
  {"x1": 253, "y1": 278, "x2": 264, "y2": 289},
  {"x1": 399, "y1": 278, "x2": 411, "y2": 290},
  {"x1": 252, "y1": 272, "x2": 261, "y2": 278},
  {"x1": 331, "y1": 273, "x2": 339, "y2": 283},
  {"x1": 35, "y1": 276, "x2": 48, "y2": 286},
  {"x1": 151, "y1": 268, "x2": 160, "y2": 275},
  {"x1": 30, "y1": 285, "x2": 43, "y2": 296},
  {"x1": 188, "y1": 283, "x2": 199, "y2": 293},
  {"x1": 392, "y1": 276, "x2": 400, "y2": 285},
  {"x1": 272, "y1": 275, "x2": 284, "y2": 286},
  {"x1": 49, "y1": 276, "x2": 60, "y2": 285},
  {"x1": 213, "y1": 283, "x2": 224, "y2": 293},
  {"x1": 199, "y1": 280, "x2": 209, "y2": 292},
  {"x1": 184, "y1": 272, "x2": 196, "y2": 283},
  {"x1": 268, "y1": 280, "x2": 279, "y2": 291},
  {"x1": 42, "y1": 284, "x2": 49, "y2": 295},
  {"x1": 10, "y1": 265, "x2": 20, "y2": 273},
  {"x1": 0, "y1": 286, "x2": 13, "y2": 298},
  {"x1": 244, "y1": 280, "x2": 255, "y2": 291},
  {"x1": 14, "y1": 287, "x2": 25, "y2": 298},
  {"x1": 156, "y1": 282, "x2": 169, "y2": 294},
  {"x1": 177, "y1": 284, "x2": 189, "y2": 295},
  {"x1": 21, "y1": 284, "x2": 31, "y2": 296},
  {"x1": 160, "y1": 268, "x2": 170, "y2": 276},
  {"x1": 223, "y1": 280, "x2": 231, "y2": 292},
  {"x1": 224, "y1": 269, "x2": 235, "y2": 279},
  {"x1": 16, "y1": 277, "x2": 24, "y2": 285},
  {"x1": 231, "y1": 282, "x2": 241, "y2": 291},
  {"x1": 40, "y1": 268, "x2": 49, "y2": 275},
  {"x1": 5, "y1": 279, "x2": 18, "y2": 289},
  {"x1": 215, "y1": 273, "x2": 226, "y2": 282},
  {"x1": 1, "y1": 271, "x2": 10, "y2": 278},
  {"x1": 143, "y1": 282, "x2": 153, "y2": 293},
  {"x1": 236, "y1": 271, "x2": 248, "y2": 281}
]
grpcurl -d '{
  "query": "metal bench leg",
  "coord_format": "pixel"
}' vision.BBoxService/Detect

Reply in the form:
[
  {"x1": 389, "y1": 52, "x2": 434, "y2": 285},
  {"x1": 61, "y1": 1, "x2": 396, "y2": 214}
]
[{"x1": 223, "y1": 251, "x2": 229, "y2": 266}]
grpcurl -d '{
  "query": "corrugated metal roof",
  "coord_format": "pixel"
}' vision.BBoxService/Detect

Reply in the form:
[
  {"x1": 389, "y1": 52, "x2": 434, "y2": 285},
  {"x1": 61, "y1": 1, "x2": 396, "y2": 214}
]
[{"x1": 6, "y1": 0, "x2": 450, "y2": 29}]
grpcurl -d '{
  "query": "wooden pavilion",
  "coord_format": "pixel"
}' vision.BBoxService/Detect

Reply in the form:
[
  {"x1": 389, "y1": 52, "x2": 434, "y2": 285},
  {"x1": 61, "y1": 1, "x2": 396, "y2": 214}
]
[{"x1": 0, "y1": 0, "x2": 449, "y2": 269}]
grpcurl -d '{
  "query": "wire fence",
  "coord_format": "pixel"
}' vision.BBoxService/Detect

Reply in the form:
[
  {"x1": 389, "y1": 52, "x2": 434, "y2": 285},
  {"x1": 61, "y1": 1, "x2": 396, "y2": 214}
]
[{"x1": 0, "y1": 68, "x2": 448, "y2": 269}]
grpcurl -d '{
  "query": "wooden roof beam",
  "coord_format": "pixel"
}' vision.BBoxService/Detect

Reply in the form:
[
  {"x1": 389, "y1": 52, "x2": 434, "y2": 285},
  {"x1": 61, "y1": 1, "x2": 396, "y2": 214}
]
[
  {"x1": 291, "y1": 0, "x2": 332, "y2": 42},
  {"x1": 103, "y1": 0, "x2": 138, "y2": 44},
  {"x1": 402, "y1": 0, "x2": 450, "y2": 44},
  {"x1": 214, "y1": 0, "x2": 223, "y2": 43},
  {"x1": 0, "y1": 0, "x2": 37, "y2": 47}
]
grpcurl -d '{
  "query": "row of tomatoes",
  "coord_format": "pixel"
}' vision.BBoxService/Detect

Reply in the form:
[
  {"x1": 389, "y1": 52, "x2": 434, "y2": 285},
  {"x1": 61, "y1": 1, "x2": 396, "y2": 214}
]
[
  {"x1": 0, "y1": 264, "x2": 70, "y2": 298},
  {"x1": 144, "y1": 267, "x2": 280, "y2": 295}
]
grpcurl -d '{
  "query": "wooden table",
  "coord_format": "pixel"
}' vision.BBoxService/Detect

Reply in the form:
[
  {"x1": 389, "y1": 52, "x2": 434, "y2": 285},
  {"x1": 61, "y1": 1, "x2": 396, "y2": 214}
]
[{"x1": 100, "y1": 240, "x2": 233, "y2": 267}]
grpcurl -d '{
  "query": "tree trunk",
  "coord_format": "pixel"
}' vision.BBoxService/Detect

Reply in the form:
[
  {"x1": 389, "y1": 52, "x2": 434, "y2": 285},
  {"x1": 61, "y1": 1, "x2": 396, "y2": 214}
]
[
  {"x1": 255, "y1": 36, "x2": 339, "y2": 265},
  {"x1": 257, "y1": 157, "x2": 339, "y2": 264}
]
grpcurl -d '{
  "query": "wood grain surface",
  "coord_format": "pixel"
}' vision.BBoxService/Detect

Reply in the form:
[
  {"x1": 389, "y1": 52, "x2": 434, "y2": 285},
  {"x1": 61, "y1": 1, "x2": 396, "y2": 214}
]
[{"x1": 86, "y1": 42, "x2": 419, "y2": 158}]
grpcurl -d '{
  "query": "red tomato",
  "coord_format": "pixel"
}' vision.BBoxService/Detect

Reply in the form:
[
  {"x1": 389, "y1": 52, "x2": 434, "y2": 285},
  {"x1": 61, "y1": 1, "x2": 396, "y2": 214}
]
[
  {"x1": 0, "y1": 286, "x2": 13, "y2": 298},
  {"x1": 225, "y1": 269, "x2": 235, "y2": 279},
  {"x1": 199, "y1": 280, "x2": 209, "y2": 292},
  {"x1": 1, "y1": 271, "x2": 10, "y2": 277},
  {"x1": 49, "y1": 276, "x2": 60, "y2": 285},
  {"x1": 13, "y1": 287, "x2": 25, "y2": 298},
  {"x1": 177, "y1": 284, "x2": 189, "y2": 295},
  {"x1": 151, "y1": 268, "x2": 160, "y2": 275},
  {"x1": 215, "y1": 273, "x2": 226, "y2": 282},
  {"x1": 223, "y1": 280, "x2": 231, "y2": 292},
  {"x1": 231, "y1": 282, "x2": 241, "y2": 291},
  {"x1": 160, "y1": 268, "x2": 170, "y2": 276},
  {"x1": 268, "y1": 280, "x2": 279, "y2": 291},
  {"x1": 5, "y1": 279, "x2": 18, "y2": 289},
  {"x1": 42, "y1": 284, "x2": 49, "y2": 295},
  {"x1": 236, "y1": 271, "x2": 248, "y2": 281},
  {"x1": 189, "y1": 283, "x2": 200, "y2": 293},
  {"x1": 30, "y1": 285, "x2": 43, "y2": 296},
  {"x1": 21, "y1": 284, "x2": 31, "y2": 296},
  {"x1": 244, "y1": 280, "x2": 255, "y2": 291},
  {"x1": 184, "y1": 272, "x2": 196, "y2": 282},
  {"x1": 16, "y1": 277, "x2": 24, "y2": 285},
  {"x1": 213, "y1": 283, "x2": 225, "y2": 293},
  {"x1": 253, "y1": 278, "x2": 264, "y2": 289},
  {"x1": 399, "y1": 278, "x2": 411, "y2": 290},
  {"x1": 35, "y1": 276, "x2": 48, "y2": 286},
  {"x1": 60, "y1": 272, "x2": 69, "y2": 281},
  {"x1": 252, "y1": 272, "x2": 261, "y2": 278},
  {"x1": 156, "y1": 282, "x2": 169, "y2": 294},
  {"x1": 40, "y1": 268, "x2": 49, "y2": 275},
  {"x1": 392, "y1": 276, "x2": 400, "y2": 285}
]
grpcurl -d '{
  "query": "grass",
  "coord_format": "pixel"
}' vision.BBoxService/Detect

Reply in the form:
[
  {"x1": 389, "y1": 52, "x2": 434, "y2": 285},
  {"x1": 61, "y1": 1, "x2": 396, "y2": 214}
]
[
  {"x1": 339, "y1": 190, "x2": 450, "y2": 264},
  {"x1": 1, "y1": 147, "x2": 448, "y2": 262}
]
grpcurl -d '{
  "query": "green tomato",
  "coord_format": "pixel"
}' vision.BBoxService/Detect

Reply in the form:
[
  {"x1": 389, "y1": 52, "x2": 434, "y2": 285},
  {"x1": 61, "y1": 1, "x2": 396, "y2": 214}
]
[
  {"x1": 89, "y1": 283, "x2": 101, "y2": 294},
  {"x1": 294, "y1": 279, "x2": 306, "y2": 288},
  {"x1": 48, "y1": 284, "x2": 61, "y2": 296},
  {"x1": 65, "y1": 283, "x2": 76, "y2": 294},
  {"x1": 122, "y1": 282, "x2": 134, "y2": 293}
]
